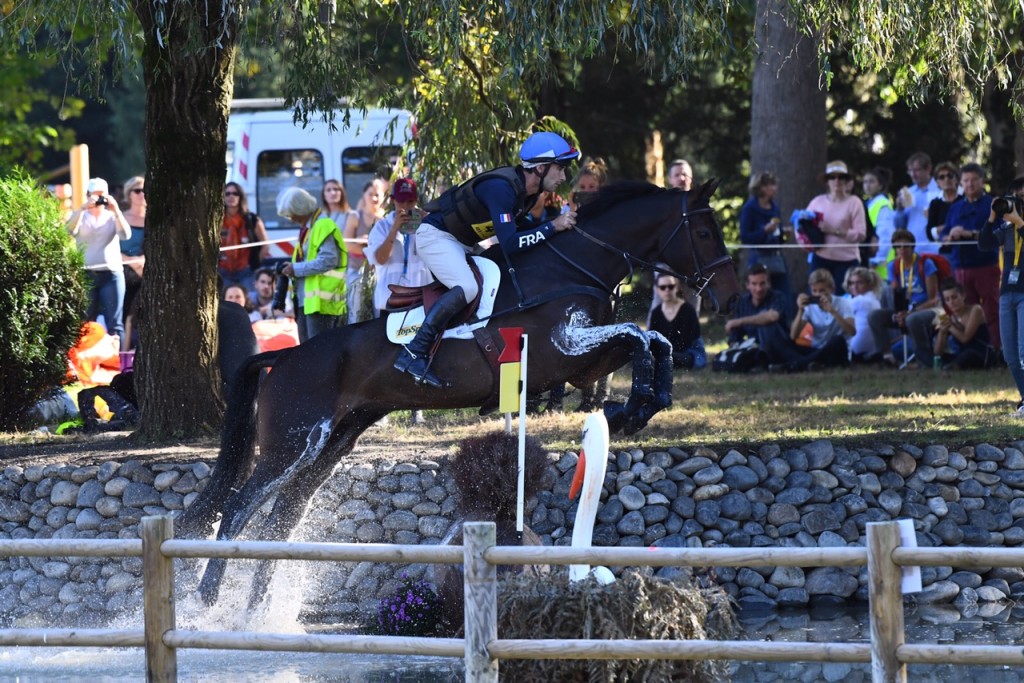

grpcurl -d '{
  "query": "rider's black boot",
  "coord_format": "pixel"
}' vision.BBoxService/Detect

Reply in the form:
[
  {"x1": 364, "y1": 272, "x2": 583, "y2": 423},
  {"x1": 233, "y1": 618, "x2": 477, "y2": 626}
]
[{"x1": 394, "y1": 286, "x2": 466, "y2": 388}]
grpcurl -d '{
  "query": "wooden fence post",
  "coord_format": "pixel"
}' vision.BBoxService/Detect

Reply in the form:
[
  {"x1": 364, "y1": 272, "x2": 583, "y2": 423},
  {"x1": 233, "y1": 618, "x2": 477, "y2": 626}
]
[
  {"x1": 463, "y1": 521, "x2": 498, "y2": 683},
  {"x1": 867, "y1": 521, "x2": 906, "y2": 683},
  {"x1": 142, "y1": 516, "x2": 177, "y2": 683}
]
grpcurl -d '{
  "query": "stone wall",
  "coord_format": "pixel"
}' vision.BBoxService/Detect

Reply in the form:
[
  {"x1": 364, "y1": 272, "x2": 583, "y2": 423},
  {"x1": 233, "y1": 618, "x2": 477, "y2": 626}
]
[{"x1": 3, "y1": 438, "x2": 1024, "y2": 626}]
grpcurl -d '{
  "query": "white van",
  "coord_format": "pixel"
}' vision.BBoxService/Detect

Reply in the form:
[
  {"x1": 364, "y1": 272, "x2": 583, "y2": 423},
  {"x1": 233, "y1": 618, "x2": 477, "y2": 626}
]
[{"x1": 225, "y1": 98, "x2": 413, "y2": 259}]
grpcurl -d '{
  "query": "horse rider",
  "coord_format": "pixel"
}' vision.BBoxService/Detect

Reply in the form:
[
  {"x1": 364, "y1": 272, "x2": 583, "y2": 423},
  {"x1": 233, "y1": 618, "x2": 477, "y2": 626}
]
[{"x1": 394, "y1": 131, "x2": 582, "y2": 388}]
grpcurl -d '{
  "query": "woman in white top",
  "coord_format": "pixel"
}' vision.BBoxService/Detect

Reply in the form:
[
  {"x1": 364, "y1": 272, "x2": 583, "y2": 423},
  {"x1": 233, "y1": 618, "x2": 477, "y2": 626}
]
[
  {"x1": 67, "y1": 177, "x2": 132, "y2": 339},
  {"x1": 366, "y1": 178, "x2": 434, "y2": 313},
  {"x1": 843, "y1": 266, "x2": 883, "y2": 360}
]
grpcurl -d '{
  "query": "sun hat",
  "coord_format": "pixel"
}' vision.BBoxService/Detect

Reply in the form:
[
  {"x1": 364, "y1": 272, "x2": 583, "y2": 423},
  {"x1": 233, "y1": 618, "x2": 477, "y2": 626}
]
[
  {"x1": 86, "y1": 178, "x2": 109, "y2": 194},
  {"x1": 818, "y1": 161, "x2": 852, "y2": 184}
]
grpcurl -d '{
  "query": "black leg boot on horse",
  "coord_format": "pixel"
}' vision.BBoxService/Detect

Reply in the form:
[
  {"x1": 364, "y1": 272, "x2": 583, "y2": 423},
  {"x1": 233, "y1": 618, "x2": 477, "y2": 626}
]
[{"x1": 394, "y1": 285, "x2": 466, "y2": 388}]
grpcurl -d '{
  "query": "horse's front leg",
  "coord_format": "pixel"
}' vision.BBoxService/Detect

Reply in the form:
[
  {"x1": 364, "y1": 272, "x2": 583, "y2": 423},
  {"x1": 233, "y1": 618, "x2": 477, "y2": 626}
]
[
  {"x1": 600, "y1": 324, "x2": 656, "y2": 434},
  {"x1": 617, "y1": 332, "x2": 674, "y2": 435},
  {"x1": 554, "y1": 317, "x2": 654, "y2": 432}
]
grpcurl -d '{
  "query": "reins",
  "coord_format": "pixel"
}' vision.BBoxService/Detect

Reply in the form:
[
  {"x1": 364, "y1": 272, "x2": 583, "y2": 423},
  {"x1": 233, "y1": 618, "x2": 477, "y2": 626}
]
[
  {"x1": 475, "y1": 188, "x2": 732, "y2": 324},
  {"x1": 566, "y1": 190, "x2": 732, "y2": 302}
]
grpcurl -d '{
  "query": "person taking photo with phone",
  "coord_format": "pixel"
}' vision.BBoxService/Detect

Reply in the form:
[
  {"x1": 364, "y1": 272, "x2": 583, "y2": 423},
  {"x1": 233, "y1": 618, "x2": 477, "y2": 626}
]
[{"x1": 67, "y1": 177, "x2": 132, "y2": 341}]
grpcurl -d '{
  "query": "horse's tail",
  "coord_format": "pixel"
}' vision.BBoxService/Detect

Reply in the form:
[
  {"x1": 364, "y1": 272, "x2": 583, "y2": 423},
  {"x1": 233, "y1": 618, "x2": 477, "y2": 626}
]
[{"x1": 177, "y1": 350, "x2": 285, "y2": 538}]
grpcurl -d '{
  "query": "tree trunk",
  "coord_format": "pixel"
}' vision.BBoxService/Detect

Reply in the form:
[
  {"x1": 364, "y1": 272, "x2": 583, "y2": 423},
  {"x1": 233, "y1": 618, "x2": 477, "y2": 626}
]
[
  {"x1": 983, "y1": 71, "x2": 1023, "y2": 191},
  {"x1": 751, "y1": 0, "x2": 826, "y2": 288},
  {"x1": 132, "y1": 1, "x2": 238, "y2": 439}
]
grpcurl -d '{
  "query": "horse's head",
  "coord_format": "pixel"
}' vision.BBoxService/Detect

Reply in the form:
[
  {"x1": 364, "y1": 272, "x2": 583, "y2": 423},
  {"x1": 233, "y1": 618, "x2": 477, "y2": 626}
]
[
  {"x1": 575, "y1": 180, "x2": 741, "y2": 314},
  {"x1": 647, "y1": 180, "x2": 741, "y2": 315}
]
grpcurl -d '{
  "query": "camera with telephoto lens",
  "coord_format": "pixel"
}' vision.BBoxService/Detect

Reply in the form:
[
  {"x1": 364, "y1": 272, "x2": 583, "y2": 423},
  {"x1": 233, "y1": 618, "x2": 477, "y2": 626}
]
[
  {"x1": 272, "y1": 262, "x2": 290, "y2": 311},
  {"x1": 992, "y1": 194, "x2": 1024, "y2": 217}
]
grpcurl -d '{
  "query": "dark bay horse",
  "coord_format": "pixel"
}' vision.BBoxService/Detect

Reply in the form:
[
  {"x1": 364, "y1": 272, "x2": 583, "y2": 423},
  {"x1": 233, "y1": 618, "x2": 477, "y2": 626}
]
[{"x1": 178, "y1": 179, "x2": 741, "y2": 606}]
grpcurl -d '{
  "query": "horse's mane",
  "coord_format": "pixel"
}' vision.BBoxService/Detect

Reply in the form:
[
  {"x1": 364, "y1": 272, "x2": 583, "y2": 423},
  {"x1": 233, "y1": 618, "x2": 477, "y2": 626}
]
[
  {"x1": 576, "y1": 179, "x2": 716, "y2": 221},
  {"x1": 577, "y1": 180, "x2": 665, "y2": 220}
]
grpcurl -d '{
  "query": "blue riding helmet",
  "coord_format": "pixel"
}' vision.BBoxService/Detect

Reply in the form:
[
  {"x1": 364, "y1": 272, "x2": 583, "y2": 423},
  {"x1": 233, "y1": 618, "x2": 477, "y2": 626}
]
[{"x1": 520, "y1": 132, "x2": 580, "y2": 168}]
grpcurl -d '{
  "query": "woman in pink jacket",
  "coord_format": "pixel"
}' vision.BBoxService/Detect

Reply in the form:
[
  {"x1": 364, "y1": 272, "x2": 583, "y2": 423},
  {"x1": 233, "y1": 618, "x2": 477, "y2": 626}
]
[{"x1": 806, "y1": 160, "x2": 867, "y2": 294}]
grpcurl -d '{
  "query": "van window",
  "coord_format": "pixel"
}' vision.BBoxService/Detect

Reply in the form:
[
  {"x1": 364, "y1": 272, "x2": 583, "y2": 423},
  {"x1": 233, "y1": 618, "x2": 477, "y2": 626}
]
[
  {"x1": 257, "y1": 149, "x2": 325, "y2": 228},
  {"x1": 342, "y1": 146, "x2": 403, "y2": 204}
]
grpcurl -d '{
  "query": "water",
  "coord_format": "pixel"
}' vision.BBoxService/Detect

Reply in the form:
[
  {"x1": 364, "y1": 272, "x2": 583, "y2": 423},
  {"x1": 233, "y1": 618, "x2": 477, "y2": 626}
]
[
  {"x1": 4, "y1": 603, "x2": 1022, "y2": 681},
  {"x1": 729, "y1": 602, "x2": 1024, "y2": 682},
  {"x1": 0, "y1": 649, "x2": 461, "y2": 682}
]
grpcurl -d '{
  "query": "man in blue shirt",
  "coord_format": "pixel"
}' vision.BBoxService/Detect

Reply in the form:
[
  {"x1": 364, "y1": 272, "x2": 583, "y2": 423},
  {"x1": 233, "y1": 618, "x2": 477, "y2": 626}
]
[
  {"x1": 394, "y1": 132, "x2": 581, "y2": 388},
  {"x1": 940, "y1": 163, "x2": 1001, "y2": 349},
  {"x1": 894, "y1": 151, "x2": 942, "y2": 255},
  {"x1": 725, "y1": 264, "x2": 816, "y2": 371}
]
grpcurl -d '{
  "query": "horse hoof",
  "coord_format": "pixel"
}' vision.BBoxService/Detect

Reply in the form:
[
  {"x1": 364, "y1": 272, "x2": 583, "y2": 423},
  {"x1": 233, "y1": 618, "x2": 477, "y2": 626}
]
[
  {"x1": 603, "y1": 402, "x2": 627, "y2": 434},
  {"x1": 622, "y1": 416, "x2": 649, "y2": 436}
]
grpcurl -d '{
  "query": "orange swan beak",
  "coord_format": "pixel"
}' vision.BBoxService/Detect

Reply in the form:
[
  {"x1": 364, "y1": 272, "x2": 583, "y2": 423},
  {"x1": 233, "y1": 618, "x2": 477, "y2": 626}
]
[{"x1": 569, "y1": 450, "x2": 586, "y2": 501}]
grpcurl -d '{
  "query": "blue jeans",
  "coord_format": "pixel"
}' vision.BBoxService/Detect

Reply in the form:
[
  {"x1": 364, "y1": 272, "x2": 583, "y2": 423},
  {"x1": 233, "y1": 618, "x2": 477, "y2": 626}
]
[
  {"x1": 999, "y1": 292, "x2": 1024, "y2": 400},
  {"x1": 85, "y1": 268, "x2": 125, "y2": 337}
]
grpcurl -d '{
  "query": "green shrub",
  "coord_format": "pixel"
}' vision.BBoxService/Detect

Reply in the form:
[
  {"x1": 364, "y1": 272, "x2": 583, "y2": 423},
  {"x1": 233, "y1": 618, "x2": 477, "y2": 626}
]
[{"x1": 0, "y1": 169, "x2": 87, "y2": 431}]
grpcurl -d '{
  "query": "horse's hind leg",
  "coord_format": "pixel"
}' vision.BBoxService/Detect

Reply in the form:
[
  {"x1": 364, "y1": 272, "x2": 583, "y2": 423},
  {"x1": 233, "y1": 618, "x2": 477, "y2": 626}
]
[
  {"x1": 244, "y1": 417, "x2": 379, "y2": 611},
  {"x1": 197, "y1": 417, "x2": 337, "y2": 605}
]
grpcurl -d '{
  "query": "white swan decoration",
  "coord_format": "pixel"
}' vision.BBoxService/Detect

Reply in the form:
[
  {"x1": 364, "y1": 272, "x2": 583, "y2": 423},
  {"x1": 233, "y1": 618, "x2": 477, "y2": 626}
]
[{"x1": 568, "y1": 413, "x2": 616, "y2": 585}]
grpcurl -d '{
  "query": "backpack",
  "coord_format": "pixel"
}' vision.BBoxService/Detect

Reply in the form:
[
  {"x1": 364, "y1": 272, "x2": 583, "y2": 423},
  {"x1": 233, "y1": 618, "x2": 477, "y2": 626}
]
[
  {"x1": 711, "y1": 338, "x2": 767, "y2": 374},
  {"x1": 243, "y1": 212, "x2": 263, "y2": 270},
  {"x1": 894, "y1": 253, "x2": 953, "y2": 288}
]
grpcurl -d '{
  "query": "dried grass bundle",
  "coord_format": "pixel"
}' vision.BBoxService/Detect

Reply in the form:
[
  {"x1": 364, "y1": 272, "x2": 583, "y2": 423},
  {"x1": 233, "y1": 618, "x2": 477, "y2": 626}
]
[{"x1": 496, "y1": 570, "x2": 736, "y2": 682}]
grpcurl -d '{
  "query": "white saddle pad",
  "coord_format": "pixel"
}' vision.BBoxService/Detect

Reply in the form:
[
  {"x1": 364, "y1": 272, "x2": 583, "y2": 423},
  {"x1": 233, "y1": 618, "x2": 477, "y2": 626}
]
[{"x1": 385, "y1": 256, "x2": 501, "y2": 344}]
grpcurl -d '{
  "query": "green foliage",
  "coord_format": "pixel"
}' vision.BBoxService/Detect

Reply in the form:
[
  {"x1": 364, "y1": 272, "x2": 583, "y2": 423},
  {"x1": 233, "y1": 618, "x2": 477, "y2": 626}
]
[
  {"x1": 0, "y1": 169, "x2": 87, "y2": 431},
  {"x1": 0, "y1": 51, "x2": 83, "y2": 173}
]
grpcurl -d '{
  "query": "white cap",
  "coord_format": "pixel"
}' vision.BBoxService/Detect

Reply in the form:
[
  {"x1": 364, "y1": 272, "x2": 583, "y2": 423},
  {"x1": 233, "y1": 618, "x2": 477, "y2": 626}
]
[{"x1": 86, "y1": 178, "x2": 108, "y2": 194}]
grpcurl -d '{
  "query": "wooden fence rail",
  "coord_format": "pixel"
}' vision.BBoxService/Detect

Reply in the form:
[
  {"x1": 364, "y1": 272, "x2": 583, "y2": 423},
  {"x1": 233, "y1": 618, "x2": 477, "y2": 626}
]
[{"x1": 2, "y1": 517, "x2": 1024, "y2": 682}]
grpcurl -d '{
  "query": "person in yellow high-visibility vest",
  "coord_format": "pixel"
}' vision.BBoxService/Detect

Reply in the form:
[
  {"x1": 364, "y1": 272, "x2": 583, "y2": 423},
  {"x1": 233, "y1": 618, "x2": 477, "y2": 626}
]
[{"x1": 277, "y1": 187, "x2": 348, "y2": 343}]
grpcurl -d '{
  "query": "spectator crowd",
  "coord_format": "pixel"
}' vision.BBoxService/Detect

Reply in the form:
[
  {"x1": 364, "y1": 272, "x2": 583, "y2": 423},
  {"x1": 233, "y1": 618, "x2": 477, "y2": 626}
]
[{"x1": 61, "y1": 149, "x2": 1024, "y2": 424}]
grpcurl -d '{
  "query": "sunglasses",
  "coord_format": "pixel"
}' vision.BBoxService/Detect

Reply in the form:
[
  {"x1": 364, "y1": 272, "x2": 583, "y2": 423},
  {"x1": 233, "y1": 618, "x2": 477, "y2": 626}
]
[
  {"x1": 224, "y1": 191, "x2": 240, "y2": 197},
  {"x1": 657, "y1": 284, "x2": 676, "y2": 291},
  {"x1": 130, "y1": 188, "x2": 145, "y2": 194},
  {"x1": 826, "y1": 174, "x2": 848, "y2": 180},
  {"x1": 936, "y1": 173, "x2": 956, "y2": 180}
]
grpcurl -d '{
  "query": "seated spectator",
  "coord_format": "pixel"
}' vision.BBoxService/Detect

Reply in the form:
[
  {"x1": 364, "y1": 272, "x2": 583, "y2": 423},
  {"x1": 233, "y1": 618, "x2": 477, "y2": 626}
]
[
  {"x1": 867, "y1": 229, "x2": 941, "y2": 368},
  {"x1": 649, "y1": 275, "x2": 706, "y2": 370},
  {"x1": 789, "y1": 269, "x2": 854, "y2": 369},
  {"x1": 724, "y1": 264, "x2": 821, "y2": 372},
  {"x1": 251, "y1": 266, "x2": 294, "y2": 320},
  {"x1": 934, "y1": 279, "x2": 998, "y2": 369},
  {"x1": 223, "y1": 283, "x2": 261, "y2": 323},
  {"x1": 843, "y1": 266, "x2": 883, "y2": 361}
]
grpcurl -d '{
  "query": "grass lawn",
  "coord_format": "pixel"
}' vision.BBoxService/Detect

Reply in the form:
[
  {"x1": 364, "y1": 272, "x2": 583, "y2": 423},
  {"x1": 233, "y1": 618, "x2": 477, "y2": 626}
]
[
  {"x1": 380, "y1": 364, "x2": 1022, "y2": 455},
  {"x1": 374, "y1": 309, "x2": 1023, "y2": 454}
]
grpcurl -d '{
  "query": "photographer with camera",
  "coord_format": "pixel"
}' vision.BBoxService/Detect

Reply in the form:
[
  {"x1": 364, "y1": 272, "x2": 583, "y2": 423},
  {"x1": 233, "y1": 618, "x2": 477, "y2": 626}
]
[
  {"x1": 789, "y1": 269, "x2": 854, "y2": 370},
  {"x1": 67, "y1": 177, "x2": 132, "y2": 341},
  {"x1": 979, "y1": 175, "x2": 1024, "y2": 416},
  {"x1": 366, "y1": 178, "x2": 434, "y2": 315}
]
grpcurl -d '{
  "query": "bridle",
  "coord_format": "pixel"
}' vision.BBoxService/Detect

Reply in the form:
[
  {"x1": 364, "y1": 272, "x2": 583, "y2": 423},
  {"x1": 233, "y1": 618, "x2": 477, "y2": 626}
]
[{"x1": 561, "y1": 189, "x2": 734, "y2": 309}]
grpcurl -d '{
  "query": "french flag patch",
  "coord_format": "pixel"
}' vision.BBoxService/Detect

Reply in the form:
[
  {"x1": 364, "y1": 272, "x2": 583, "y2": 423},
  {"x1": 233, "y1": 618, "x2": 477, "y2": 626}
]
[{"x1": 498, "y1": 213, "x2": 512, "y2": 223}]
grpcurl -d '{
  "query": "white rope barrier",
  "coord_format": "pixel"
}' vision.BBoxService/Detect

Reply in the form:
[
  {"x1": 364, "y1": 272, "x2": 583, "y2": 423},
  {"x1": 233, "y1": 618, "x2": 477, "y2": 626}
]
[{"x1": 730, "y1": 240, "x2": 977, "y2": 250}]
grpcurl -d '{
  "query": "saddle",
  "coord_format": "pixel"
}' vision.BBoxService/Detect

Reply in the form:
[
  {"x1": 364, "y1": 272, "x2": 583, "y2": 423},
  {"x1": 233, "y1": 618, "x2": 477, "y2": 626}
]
[{"x1": 385, "y1": 257, "x2": 486, "y2": 328}]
